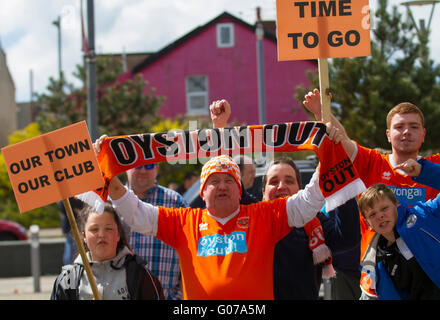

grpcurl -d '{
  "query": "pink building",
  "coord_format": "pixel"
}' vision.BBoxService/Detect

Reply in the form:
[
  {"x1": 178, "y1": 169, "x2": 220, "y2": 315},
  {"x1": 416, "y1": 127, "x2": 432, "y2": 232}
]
[{"x1": 119, "y1": 12, "x2": 316, "y2": 126}]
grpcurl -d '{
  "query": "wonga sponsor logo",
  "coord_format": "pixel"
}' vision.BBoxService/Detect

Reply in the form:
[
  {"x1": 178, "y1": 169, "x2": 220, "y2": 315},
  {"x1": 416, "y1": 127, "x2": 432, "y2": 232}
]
[
  {"x1": 197, "y1": 231, "x2": 247, "y2": 257},
  {"x1": 388, "y1": 186, "x2": 426, "y2": 206}
]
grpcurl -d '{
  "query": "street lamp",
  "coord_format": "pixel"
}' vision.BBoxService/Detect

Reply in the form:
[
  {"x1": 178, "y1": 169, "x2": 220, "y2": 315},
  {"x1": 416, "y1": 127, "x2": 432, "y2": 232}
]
[
  {"x1": 85, "y1": 0, "x2": 98, "y2": 141},
  {"x1": 52, "y1": 16, "x2": 62, "y2": 82},
  {"x1": 401, "y1": 0, "x2": 439, "y2": 61},
  {"x1": 255, "y1": 7, "x2": 266, "y2": 125},
  {"x1": 401, "y1": 0, "x2": 439, "y2": 33}
]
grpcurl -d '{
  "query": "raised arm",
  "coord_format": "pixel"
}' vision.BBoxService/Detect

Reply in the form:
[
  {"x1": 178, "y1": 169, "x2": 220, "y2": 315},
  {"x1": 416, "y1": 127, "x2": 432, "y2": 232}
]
[
  {"x1": 285, "y1": 168, "x2": 325, "y2": 228},
  {"x1": 303, "y1": 89, "x2": 356, "y2": 160},
  {"x1": 285, "y1": 122, "x2": 348, "y2": 227},
  {"x1": 92, "y1": 135, "x2": 127, "y2": 200},
  {"x1": 393, "y1": 158, "x2": 421, "y2": 177},
  {"x1": 111, "y1": 188, "x2": 159, "y2": 236},
  {"x1": 396, "y1": 158, "x2": 440, "y2": 191},
  {"x1": 93, "y1": 135, "x2": 159, "y2": 236},
  {"x1": 210, "y1": 99, "x2": 231, "y2": 129}
]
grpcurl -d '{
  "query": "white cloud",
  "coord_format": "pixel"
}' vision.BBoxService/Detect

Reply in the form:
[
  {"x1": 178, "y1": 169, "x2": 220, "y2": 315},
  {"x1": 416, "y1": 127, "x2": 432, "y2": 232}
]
[{"x1": 2, "y1": 0, "x2": 439, "y2": 103}]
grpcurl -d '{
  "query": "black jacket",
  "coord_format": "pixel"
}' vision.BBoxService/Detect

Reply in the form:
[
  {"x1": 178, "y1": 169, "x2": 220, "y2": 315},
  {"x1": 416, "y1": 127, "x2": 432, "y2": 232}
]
[
  {"x1": 50, "y1": 254, "x2": 164, "y2": 300},
  {"x1": 273, "y1": 198, "x2": 361, "y2": 299}
]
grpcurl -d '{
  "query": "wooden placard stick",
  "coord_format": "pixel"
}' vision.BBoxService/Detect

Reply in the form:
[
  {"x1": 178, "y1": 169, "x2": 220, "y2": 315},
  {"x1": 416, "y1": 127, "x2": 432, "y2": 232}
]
[
  {"x1": 318, "y1": 58, "x2": 331, "y2": 123},
  {"x1": 62, "y1": 199, "x2": 102, "y2": 300}
]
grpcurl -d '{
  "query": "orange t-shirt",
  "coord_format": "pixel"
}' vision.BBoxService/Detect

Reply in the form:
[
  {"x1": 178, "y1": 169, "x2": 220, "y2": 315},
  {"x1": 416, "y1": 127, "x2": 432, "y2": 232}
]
[
  {"x1": 156, "y1": 198, "x2": 292, "y2": 300},
  {"x1": 354, "y1": 143, "x2": 440, "y2": 203},
  {"x1": 354, "y1": 143, "x2": 440, "y2": 257}
]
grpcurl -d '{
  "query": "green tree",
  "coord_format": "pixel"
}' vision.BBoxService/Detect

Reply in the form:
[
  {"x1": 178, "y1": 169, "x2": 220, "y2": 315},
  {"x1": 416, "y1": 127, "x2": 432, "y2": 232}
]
[
  {"x1": 296, "y1": 0, "x2": 440, "y2": 154},
  {"x1": 36, "y1": 56, "x2": 165, "y2": 136},
  {"x1": 149, "y1": 117, "x2": 208, "y2": 189},
  {"x1": 0, "y1": 123, "x2": 59, "y2": 228}
]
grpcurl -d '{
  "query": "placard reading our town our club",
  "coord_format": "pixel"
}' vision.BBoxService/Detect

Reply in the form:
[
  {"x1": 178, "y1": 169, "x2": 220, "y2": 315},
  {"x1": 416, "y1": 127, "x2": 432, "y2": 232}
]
[
  {"x1": 276, "y1": 0, "x2": 371, "y2": 61},
  {"x1": 1, "y1": 121, "x2": 104, "y2": 213}
]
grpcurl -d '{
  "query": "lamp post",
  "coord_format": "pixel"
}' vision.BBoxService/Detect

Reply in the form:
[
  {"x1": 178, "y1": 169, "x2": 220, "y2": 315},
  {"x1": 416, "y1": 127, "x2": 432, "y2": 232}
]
[
  {"x1": 401, "y1": 0, "x2": 439, "y2": 32},
  {"x1": 401, "y1": 0, "x2": 439, "y2": 61},
  {"x1": 255, "y1": 7, "x2": 266, "y2": 125},
  {"x1": 52, "y1": 16, "x2": 62, "y2": 82},
  {"x1": 86, "y1": 0, "x2": 98, "y2": 141}
]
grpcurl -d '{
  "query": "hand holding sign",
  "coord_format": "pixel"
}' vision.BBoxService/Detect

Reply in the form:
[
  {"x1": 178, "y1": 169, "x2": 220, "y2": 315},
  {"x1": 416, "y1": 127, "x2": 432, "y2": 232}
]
[{"x1": 303, "y1": 88, "x2": 333, "y2": 120}]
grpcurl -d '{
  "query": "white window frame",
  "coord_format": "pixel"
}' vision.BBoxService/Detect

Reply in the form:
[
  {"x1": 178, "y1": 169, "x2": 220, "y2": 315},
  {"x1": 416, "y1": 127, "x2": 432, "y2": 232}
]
[
  {"x1": 216, "y1": 23, "x2": 234, "y2": 48},
  {"x1": 185, "y1": 75, "x2": 209, "y2": 115}
]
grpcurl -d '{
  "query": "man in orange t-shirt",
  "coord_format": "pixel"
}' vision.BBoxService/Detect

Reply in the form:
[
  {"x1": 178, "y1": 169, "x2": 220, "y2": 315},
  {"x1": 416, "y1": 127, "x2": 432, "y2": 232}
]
[
  {"x1": 104, "y1": 154, "x2": 328, "y2": 299},
  {"x1": 303, "y1": 89, "x2": 440, "y2": 198},
  {"x1": 156, "y1": 199, "x2": 292, "y2": 299}
]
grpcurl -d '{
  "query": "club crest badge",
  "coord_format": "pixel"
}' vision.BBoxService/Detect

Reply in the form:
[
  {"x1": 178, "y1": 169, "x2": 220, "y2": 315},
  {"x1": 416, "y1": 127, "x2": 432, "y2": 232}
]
[
  {"x1": 406, "y1": 214, "x2": 417, "y2": 229},
  {"x1": 382, "y1": 171, "x2": 391, "y2": 180},
  {"x1": 199, "y1": 222, "x2": 208, "y2": 231},
  {"x1": 237, "y1": 216, "x2": 250, "y2": 229}
]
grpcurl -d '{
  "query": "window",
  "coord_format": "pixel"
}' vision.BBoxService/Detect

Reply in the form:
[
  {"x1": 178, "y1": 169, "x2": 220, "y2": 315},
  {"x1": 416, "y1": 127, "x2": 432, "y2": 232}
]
[
  {"x1": 186, "y1": 75, "x2": 209, "y2": 115},
  {"x1": 216, "y1": 23, "x2": 234, "y2": 48}
]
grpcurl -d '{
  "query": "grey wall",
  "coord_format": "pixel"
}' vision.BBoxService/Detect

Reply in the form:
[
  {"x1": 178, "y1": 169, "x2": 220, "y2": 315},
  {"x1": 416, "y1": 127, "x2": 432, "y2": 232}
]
[{"x1": 0, "y1": 239, "x2": 64, "y2": 277}]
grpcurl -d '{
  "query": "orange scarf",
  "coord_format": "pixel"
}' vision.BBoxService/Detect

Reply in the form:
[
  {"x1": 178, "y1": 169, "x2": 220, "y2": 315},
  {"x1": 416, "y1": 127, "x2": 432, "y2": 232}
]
[
  {"x1": 80, "y1": 122, "x2": 365, "y2": 212},
  {"x1": 304, "y1": 217, "x2": 336, "y2": 279}
]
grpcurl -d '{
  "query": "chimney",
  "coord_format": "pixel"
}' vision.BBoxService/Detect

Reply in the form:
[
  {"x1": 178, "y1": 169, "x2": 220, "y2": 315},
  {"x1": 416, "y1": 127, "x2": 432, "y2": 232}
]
[{"x1": 256, "y1": 7, "x2": 262, "y2": 22}]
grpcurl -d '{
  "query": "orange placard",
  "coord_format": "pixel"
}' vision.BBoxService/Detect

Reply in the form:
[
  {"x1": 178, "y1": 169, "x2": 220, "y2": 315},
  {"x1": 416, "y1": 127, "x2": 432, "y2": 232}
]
[
  {"x1": 276, "y1": 0, "x2": 371, "y2": 61},
  {"x1": 1, "y1": 121, "x2": 104, "y2": 213}
]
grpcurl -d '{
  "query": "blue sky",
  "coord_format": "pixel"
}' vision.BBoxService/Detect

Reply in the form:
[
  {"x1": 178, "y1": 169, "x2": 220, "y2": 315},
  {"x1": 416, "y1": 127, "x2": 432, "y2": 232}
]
[{"x1": 1, "y1": 0, "x2": 439, "y2": 103}]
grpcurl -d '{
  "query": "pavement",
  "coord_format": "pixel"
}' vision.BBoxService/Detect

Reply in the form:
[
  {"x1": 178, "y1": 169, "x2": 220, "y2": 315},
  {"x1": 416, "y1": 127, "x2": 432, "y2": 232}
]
[
  {"x1": 0, "y1": 274, "x2": 56, "y2": 300},
  {"x1": 0, "y1": 228, "x2": 63, "y2": 300}
]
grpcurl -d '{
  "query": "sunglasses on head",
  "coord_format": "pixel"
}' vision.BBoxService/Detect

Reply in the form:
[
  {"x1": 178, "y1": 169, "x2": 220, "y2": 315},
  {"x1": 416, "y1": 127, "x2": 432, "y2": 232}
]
[{"x1": 135, "y1": 164, "x2": 155, "y2": 170}]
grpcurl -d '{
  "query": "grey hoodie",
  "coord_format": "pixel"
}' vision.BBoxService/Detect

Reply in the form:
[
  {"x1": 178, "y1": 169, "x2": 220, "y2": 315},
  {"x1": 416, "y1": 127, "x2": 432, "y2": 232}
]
[{"x1": 73, "y1": 246, "x2": 132, "y2": 300}]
